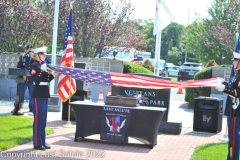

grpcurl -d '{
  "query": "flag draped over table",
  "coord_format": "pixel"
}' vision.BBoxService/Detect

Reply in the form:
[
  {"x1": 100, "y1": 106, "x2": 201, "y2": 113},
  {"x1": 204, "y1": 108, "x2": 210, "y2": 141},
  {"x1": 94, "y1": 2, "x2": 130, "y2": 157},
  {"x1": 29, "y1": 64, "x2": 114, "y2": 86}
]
[
  {"x1": 153, "y1": 0, "x2": 174, "y2": 35},
  {"x1": 48, "y1": 64, "x2": 221, "y2": 89},
  {"x1": 57, "y1": 9, "x2": 76, "y2": 102}
]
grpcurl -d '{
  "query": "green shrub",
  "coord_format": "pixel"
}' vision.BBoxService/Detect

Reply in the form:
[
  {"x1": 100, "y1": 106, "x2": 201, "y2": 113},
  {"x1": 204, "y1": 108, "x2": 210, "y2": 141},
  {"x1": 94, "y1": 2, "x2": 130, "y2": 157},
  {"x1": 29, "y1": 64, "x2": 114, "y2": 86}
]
[
  {"x1": 123, "y1": 61, "x2": 153, "y2": 74},
  {"x1": 185, "y1": 67, "x2": 212, "y2": 107}
]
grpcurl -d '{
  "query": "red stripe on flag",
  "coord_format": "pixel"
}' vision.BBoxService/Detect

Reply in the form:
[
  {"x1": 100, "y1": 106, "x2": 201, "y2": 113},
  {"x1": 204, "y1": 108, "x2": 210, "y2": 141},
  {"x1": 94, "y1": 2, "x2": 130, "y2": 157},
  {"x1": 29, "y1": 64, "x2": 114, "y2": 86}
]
[{"x1": 110, "y1": 72, "x2": 221, "y2": 89}]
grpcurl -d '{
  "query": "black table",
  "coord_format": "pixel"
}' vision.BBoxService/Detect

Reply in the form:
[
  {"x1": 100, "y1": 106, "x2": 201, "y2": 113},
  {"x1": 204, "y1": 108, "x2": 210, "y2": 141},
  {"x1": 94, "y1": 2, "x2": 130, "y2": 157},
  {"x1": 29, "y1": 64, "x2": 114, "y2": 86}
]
[{"x1": 70, "y1": 101, "x2": 166, "y2": 148}]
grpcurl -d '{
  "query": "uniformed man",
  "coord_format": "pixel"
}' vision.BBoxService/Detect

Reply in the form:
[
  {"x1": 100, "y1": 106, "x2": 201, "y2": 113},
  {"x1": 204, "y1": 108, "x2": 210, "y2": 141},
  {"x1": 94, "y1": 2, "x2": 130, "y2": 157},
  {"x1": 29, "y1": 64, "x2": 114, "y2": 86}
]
[
  {"x1": 12, "y1": 44, "x2": 35, "y2": 115},
  {"x1": 30, "y1": 46, "x2": 55, "y2": 150},
  {"x1": 216, "y1": 53, "x2": 240, "y2": 160}
]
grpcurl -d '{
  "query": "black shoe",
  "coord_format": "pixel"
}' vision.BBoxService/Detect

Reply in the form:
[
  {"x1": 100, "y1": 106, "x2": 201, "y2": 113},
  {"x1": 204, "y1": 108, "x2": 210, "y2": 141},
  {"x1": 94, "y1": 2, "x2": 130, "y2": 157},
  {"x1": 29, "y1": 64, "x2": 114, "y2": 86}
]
[
  {"x1": 43, "y1": 145, "x2": 51, "y2": 149},
  {"x1": 34, "y1": 146, "x2": 45, "y2": 150}
]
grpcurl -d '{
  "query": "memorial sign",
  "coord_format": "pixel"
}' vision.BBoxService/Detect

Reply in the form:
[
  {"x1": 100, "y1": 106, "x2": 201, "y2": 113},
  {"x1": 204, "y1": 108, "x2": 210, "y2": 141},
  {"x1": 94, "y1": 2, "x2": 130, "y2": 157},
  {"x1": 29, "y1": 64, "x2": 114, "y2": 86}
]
[{"x1": 112, "y1": 86, "x2": 170, "y2": 121}]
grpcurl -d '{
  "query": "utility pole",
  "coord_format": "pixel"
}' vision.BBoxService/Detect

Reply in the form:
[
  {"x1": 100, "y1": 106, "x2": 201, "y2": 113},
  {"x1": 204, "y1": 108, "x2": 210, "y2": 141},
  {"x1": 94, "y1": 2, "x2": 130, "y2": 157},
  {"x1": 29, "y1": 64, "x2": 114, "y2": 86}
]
[{"x1": 185, "y1": 9, "x2": 190, "y2": 62}]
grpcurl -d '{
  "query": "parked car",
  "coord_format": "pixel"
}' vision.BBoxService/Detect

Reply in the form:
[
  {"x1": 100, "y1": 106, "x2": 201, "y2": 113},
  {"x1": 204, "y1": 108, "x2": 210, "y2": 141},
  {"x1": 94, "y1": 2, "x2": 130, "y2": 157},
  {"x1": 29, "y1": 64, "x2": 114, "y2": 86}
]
[
  {"x1": 130, "y1": 56, "x2": 144, "y2": 65},
  {"x1": 177, "y1": 62, "x2": 204, "y2": 81},
  {"x1": 164, "y1": 66, "x2": 180, "y2": 77},
  {"x1": 148, "y1": 59, "x2": 166, "y2": 76},
  {"x1": 165, "y1": 63, "x2": 174, "y2": 68}
]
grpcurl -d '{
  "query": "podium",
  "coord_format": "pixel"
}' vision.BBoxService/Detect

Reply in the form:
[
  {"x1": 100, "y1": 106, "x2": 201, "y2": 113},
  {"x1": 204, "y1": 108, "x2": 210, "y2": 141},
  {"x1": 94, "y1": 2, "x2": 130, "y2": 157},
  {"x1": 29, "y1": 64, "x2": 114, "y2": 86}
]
[
  {"x1": 8, "y1": 68, "x2": 30, "y2": 76},
  {"x1": 8, "y1": 68, "x2": 30, "y2": 115}
]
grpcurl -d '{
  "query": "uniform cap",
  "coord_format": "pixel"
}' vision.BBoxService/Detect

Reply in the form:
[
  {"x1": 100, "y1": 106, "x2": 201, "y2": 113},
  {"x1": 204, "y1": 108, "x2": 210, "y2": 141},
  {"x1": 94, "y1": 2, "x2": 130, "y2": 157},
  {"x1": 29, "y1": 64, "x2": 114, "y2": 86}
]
[
  {"x1": 26, "y1": 44, "x2": 33, "y2": 50},
  {"x1": 34, "y1": 46, "x2": 47, "y2": 54}
]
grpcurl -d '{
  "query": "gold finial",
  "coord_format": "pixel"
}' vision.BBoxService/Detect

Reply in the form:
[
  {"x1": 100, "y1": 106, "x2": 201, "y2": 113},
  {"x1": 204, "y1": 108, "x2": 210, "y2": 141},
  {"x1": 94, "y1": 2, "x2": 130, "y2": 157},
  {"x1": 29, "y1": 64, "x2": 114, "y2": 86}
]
[{"x1": 69, "y1": 0, "x2": 75, "y2": 9}]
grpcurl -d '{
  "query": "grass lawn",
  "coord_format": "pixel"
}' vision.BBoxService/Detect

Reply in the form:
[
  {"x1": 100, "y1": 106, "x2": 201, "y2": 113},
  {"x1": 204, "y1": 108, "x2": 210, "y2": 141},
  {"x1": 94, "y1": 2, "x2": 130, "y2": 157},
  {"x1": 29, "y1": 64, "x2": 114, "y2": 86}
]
[
  {"x1": 190, "y1": 143, "x2": 228, "y2": 160},
  {"x1": 171, "y1": 77, "x2": 177, "y2": 82},
  {"x1": 0, "y1": 114, "x2": 54, "y2": 151}
]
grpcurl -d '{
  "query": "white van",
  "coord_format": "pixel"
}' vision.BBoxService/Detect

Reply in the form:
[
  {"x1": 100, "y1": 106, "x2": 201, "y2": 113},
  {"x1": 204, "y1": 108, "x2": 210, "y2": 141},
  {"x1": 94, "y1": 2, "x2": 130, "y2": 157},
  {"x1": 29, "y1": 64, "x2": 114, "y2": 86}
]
[
  {"x1": 98, "y1": 46, "x2": 137, "y2": 62},
  {"x1": 137, "y1": 52, "x2": 151, "y2": 60},
  {"x1": 148, "y1": 58, "x2": 166, "y2": 76}
]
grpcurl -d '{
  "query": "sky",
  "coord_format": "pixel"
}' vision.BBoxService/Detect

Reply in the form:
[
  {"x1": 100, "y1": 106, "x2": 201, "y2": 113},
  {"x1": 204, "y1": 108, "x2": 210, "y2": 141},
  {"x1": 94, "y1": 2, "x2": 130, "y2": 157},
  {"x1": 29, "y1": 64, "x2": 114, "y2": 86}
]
[{"x1": 127, "y1": 0, "x2": 214, "y2": 26}]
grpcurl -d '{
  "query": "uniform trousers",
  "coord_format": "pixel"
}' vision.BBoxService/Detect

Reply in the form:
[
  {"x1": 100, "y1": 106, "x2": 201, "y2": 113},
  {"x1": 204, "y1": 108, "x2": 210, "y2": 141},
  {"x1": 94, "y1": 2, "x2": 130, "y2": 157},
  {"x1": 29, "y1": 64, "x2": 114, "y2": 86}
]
[
  {"x1": 19, "y1": 81, "x2": 34, "y2": 110},
  {"x1": 33, "y1": 98, "x2": 48, "y2": 147},
  {"x1": 227, "y1": 116, "x2": 240, "y2": 160}
]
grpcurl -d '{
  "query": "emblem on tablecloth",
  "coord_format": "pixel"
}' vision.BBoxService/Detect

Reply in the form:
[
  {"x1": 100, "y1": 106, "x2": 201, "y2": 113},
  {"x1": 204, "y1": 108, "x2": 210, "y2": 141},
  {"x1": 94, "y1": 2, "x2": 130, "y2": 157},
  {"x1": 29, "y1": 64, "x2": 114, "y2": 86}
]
[
  {"x1": 106, "y1": 116, "x2": 126, "y2": 133},
  {"x1": 100, "y1": 107, "x2": 131, "y2": 143}
]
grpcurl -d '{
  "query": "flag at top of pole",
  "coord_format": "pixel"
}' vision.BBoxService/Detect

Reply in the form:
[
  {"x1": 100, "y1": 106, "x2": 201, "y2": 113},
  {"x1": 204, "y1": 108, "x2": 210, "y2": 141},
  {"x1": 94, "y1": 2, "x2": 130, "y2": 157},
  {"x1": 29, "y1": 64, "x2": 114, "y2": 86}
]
[
  {"x1": 57, "y1": 9, "x2": 76, "y2": 102},
  {"x1": 153, "y1": 0, "x2": 174, "y2": 76},
  {"x1": 153, "y1": 0, "x2": 174, "y2": 35}
]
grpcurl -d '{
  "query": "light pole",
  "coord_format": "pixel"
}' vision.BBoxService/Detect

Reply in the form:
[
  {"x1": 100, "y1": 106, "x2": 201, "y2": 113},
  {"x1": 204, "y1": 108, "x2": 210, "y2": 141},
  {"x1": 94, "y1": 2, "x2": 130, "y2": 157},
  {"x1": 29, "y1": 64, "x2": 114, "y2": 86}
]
[
  {"x1": 17, "y1": 44, "x2": 22, "y2": 55},
  {"x1": 185, "y1": 9, "x2": 190, "y2": 62}
]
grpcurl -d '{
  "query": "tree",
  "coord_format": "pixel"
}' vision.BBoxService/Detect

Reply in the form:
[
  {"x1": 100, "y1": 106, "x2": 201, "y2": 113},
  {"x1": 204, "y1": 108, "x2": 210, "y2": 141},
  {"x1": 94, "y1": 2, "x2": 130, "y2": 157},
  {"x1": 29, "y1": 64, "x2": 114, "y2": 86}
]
[
  {"x1": 167, "y1": 47, "x2": 183, "y2": 65},
  {"x1": 43, "y1": 0, "x2": 146, "y2": 57},
  {"x1": 161, "y1": 23, "x2": 185, "y2": 61},
  {"x1": 138, "y1": 20, "x2": 186, "y2": 61},
  {"x1": 183, "y1": 20, "x2": 223, "y2": 64},
  {"x1": 0, "y1": 0, "x2": 145, "y2": 58},
  {"x1": 137, "y1": 19, "x2": 155, "y2": 57},
  {"x1": 0, "y1": 0, "x2": 52, "y2": 52},
  {"x1": 205, "y1": 0, "x2": 237, "y2": 64},
  {"x1": 186, "y1": 0, "x2": 239, "y2": 65}
]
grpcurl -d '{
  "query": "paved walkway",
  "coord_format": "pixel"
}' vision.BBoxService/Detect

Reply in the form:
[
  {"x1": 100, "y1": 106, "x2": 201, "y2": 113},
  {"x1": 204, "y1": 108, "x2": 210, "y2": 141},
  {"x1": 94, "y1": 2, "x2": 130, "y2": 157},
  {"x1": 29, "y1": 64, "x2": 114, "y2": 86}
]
[{"x1": 0, "y1": 89, "x2": 227, "y2": 160}]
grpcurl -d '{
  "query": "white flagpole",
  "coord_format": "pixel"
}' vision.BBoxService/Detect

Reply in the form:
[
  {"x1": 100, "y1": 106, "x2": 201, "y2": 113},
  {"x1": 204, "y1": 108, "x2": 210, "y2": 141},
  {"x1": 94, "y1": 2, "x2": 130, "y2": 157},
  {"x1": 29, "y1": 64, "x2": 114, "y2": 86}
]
[
  {"x1": 50, "y1": 0, "x2": 60, "y2": 94},
  {"x1": 154, "y1": 32, "x2": 161, "y2": 76},
  {"x1": 153, "y1": 0, "x2": 174, "y2": 76}
]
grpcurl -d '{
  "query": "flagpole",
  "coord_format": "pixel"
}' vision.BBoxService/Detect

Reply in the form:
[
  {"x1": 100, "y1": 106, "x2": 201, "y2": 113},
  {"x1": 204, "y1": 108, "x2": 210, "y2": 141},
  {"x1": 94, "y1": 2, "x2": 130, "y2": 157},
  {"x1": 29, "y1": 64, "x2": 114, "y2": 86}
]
[
  {"x1": 154, "y1": 32, "x2": 161, "y2": 76},
  {"x1": 63, "y1": 1, "x2": 75, "y2": 128},
  {"x1": 63, "y1": 77, "x2": 75, "y2": 128},
  {"x1": 50, "y1": 0, "x2": 60, "y2": 94}
]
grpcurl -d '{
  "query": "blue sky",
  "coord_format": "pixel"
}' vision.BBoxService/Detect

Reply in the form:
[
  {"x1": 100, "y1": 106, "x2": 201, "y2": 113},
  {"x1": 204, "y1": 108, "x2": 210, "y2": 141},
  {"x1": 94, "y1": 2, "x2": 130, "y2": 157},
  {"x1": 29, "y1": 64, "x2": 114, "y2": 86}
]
[{"x1": 124, "y1": 0, "x2": 214, "y2": 26}]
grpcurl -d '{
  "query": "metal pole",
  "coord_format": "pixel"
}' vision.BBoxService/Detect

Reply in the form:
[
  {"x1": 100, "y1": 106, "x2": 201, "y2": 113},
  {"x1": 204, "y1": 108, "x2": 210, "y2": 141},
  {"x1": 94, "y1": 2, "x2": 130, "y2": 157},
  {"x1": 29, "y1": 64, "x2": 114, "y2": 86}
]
[
  {"x1": 220, "y1": 123, "x2": 229, "y2": 142},
  {"x1": 63, "y1": 78, "x2": 75, "y2": 128},
  {"x1": 50, "y1": 0, "x2": 59, "y2": 94},
  {"x1": 185, "y1": 9, "x2": 190, "y2": 63},
  {"x1": 154, "y1": 31, "x2": 162, "y2": 76}
]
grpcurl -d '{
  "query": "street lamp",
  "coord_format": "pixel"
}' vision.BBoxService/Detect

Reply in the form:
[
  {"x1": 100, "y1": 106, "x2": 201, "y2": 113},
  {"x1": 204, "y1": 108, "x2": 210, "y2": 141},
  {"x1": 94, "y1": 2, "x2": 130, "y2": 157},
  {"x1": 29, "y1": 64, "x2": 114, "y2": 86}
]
[
  {"x1": 221, "y1": 56, "x2": 226, "y2": 67},
  {"x1": 17, "y1": 44, "x2": 22, "y2": 55}
]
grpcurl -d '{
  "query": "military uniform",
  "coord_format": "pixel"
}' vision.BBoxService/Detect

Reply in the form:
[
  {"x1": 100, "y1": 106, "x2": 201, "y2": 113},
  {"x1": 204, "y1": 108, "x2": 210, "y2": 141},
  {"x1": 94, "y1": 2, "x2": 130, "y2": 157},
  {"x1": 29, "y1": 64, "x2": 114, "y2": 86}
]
[
  {"x1": 30, "y1": 60, "x2": 54, "y2": 149},
  {"x1": 221, "y1": 72, "x2": 240, "y2": 160},
  {"x1": 15, "y1": 45, "x2": 35, "y2": 114}
]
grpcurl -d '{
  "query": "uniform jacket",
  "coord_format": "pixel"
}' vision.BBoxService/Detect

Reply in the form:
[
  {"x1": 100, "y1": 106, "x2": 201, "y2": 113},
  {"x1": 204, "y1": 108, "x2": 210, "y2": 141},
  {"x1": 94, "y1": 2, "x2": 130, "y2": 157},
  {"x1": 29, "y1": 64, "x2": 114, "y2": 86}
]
[
  {"x1": 223, "y1": 72, "x2": 240, "y2": 117},
  {"x1": 17, "y1": 53, "x2": 35, "y2": 82},
  {"x1": 30, "y1": 61, "x2": 54, "y2": 98}
]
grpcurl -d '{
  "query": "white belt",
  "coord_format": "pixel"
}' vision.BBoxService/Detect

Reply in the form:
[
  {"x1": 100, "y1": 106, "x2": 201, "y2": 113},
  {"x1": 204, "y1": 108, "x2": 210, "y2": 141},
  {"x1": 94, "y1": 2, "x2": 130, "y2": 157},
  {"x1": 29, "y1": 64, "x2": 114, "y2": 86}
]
[{"x1": 34, "y1": 82, "x2": 49, "y2": 85}]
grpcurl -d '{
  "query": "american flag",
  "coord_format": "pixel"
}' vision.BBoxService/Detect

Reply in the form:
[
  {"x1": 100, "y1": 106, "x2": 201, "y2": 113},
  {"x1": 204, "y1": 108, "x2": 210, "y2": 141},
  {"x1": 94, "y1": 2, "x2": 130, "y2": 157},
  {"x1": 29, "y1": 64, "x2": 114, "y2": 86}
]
[
  {"x1": 57, "y1": 9, "x2": 76, "y2": 102},
  {"x1": 153, "y1": 0, "x2": 174, "y2": 35},
  {"x1": 48, "y1": 64, "x2": 221, "y2": 89}
]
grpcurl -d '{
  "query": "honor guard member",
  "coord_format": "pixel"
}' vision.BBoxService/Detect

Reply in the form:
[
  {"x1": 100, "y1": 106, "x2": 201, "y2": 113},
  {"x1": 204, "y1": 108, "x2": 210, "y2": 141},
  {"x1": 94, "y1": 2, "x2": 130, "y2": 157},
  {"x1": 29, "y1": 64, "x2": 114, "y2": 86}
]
[
  {"x1": 30, "y1": 46, "x2": 55, "y2": 151},
  {"x1": 12, "y1": 44, "x2": 35, "y2": 115},
  {"x1": 216, "y1": 50, "x2": 240, "y2": 160}
]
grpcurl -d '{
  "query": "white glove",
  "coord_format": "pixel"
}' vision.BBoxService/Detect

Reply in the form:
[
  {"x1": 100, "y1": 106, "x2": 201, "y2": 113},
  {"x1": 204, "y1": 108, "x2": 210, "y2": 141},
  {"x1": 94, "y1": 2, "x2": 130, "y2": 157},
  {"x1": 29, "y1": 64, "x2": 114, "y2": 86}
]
[
  {"x1": 52, "y1": 71, "x2": 59, "y2": 76},
  {"x1": 40, "y1": 63, "x2": 47, "y2": 71},
  {"x1": 215, "y1": 84, "x2": 225, "y2": 92},
  {"x1": 218, "y1": 77, "x2": 225, "y2": 83}
]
